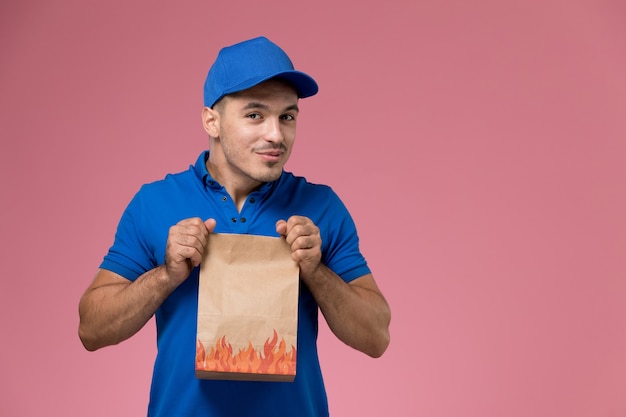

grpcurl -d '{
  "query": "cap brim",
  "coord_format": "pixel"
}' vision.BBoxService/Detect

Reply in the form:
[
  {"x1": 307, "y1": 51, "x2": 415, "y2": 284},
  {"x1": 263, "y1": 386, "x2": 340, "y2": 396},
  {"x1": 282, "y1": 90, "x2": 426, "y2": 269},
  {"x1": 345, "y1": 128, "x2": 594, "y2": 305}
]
[
  {"x1": 221, "y1": 70, "x2": 318, "y2": 101},
  {"x1": 272, "y1": 71, "x2": 319, "y2": 98}
]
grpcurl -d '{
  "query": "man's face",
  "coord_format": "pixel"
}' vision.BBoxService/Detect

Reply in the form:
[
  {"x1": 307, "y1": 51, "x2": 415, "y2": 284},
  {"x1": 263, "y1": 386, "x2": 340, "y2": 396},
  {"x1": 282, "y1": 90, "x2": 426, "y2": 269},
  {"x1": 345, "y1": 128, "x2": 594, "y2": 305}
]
[{"x1": 209, "y1": 79, "x2": 300, "y2": 186}]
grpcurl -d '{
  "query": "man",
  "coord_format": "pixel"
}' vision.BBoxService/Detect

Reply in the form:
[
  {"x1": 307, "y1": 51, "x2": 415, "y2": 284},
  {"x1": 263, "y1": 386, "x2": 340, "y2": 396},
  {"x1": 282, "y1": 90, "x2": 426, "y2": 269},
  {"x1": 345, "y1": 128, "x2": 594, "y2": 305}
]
[{"x1": 79, "y1": 36, "x2": 390, "y2": 417}]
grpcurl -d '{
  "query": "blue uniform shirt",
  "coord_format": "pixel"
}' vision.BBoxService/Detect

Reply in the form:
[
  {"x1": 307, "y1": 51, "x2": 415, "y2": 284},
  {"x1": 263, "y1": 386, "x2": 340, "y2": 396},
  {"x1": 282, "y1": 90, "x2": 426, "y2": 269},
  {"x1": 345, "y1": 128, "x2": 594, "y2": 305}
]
[{"x1": 101, "y1": 151, "x2": 370, "y2": 417}]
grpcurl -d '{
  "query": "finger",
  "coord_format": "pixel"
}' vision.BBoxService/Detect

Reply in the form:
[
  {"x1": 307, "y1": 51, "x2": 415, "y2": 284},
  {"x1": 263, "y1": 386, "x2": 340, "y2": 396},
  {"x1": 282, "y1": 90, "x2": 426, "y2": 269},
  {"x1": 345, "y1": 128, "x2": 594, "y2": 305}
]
[
  {"x1": 286, "y1": 215, "x2": 307, "y2": 229},
  {"x1": 287, "y1": 223, "x2": 319, "y2": 245},
  {"x1": 204, "y1": 218, "x2": 217, "y2": 233},
  {"x1": 173, "y1": 243, "x2": 204, "y2": 266},
  {"x1": 169, "y1": 220, "x2": 209, "y2": 263},
  {"x1": 275, "y1": 219, "x2": 287, "y2": 236},
  {"x1": 291, "y1": 234, "x2": 317, "y2": 251},
  {"x1": 173, "y1": 227, "x2": 204, "y2": 244}
]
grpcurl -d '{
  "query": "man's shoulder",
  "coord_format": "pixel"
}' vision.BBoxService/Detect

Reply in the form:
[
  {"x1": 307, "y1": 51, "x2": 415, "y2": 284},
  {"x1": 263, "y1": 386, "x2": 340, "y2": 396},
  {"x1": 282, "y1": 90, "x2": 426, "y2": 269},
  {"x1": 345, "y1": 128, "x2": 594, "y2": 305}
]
[
  {"x1": 134, "y1": 165, "x2": 199, "y2": 200},
  {"x1": 139, "y1": 152, "x2": 207, "y2": 193},
  {"x1": 277, "y1": 171, "x2": 345, "y2": 213},
  {"x1": 280, "y1": 171, "x2": 333, "y2": 193}
]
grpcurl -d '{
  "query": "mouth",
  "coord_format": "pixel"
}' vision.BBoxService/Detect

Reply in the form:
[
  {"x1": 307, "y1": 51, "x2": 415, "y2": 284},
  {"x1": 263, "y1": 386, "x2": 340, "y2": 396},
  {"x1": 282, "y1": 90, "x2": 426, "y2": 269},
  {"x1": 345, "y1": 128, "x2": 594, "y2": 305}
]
[{"x1": 256, "y1": 149, "x2": 284, "y2": 163}]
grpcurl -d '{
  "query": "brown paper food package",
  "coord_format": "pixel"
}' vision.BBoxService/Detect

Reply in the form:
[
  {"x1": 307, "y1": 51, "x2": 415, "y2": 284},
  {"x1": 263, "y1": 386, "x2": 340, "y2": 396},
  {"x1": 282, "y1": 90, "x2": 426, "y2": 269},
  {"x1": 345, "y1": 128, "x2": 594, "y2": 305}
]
[{"x1": 196, "y1": 233, "x2": 300, "y2": 382}]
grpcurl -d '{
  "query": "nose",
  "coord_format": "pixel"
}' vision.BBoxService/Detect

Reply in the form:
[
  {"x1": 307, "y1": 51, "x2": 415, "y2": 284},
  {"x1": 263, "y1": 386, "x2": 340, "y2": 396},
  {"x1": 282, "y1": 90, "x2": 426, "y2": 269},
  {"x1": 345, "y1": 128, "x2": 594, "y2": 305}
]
[{"x1": 263, "y1": 118, "x2": 284, "y2": 143}]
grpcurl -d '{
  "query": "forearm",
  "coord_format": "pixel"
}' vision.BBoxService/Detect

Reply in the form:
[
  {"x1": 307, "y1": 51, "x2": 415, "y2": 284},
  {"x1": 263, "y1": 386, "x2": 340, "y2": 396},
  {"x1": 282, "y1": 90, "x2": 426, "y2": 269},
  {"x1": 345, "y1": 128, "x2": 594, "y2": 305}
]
[
  {"x1": 78, "y1": 266, "x2": 175, "y2": 351},
  {"x1": 302, "y1": 266, "x2": 391, "y2": 358}
]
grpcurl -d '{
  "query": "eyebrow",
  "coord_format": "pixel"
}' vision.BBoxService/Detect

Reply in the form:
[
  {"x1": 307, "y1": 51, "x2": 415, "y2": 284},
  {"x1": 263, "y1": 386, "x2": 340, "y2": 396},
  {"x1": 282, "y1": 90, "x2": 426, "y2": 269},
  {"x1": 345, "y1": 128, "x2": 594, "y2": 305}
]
[{"x1": 242, "y1": 102, "x2": 299, "y2": 113}]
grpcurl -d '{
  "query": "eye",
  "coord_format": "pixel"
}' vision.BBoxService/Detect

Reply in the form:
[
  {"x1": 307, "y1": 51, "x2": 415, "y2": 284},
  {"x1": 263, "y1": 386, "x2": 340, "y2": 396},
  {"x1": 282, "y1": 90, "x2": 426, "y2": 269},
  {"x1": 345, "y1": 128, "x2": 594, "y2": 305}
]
[
  {"x1": 246, "y1": 113, "x2": 262, "y2": 120},
  {"x1": 280, "y1": 114, "x2": 296, "y2": 121}
]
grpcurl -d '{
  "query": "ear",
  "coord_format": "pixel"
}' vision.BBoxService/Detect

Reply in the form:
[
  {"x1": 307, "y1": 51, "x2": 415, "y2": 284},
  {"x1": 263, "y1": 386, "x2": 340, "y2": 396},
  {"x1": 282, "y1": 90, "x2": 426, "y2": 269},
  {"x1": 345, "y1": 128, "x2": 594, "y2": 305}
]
[{"x1": 202, "y1": 106, "x2": 220, "y2": 137}]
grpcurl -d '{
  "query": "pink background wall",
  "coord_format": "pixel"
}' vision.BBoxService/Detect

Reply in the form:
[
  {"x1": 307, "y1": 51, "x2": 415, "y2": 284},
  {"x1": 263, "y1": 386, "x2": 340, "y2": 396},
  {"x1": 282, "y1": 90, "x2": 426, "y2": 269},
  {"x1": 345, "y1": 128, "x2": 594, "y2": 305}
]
[{"x1": 1, "y1": 0, "x2": 625, "y2": 416}]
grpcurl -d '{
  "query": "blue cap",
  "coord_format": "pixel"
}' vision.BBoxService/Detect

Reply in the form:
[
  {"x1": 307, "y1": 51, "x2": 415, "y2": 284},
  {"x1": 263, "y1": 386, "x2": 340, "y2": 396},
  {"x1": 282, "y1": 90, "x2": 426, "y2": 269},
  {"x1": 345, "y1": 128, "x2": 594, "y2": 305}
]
[{"x1": 203, "y1": 36, "x2": 319, "y2": 108}]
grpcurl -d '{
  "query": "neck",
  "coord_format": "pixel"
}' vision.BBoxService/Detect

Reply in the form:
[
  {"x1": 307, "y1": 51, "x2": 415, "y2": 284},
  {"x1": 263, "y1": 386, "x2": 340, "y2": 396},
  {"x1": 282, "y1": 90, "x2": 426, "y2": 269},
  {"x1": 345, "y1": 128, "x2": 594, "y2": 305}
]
[{"x1": 205, "y1": 154, "x2": 262, "y2": 212}]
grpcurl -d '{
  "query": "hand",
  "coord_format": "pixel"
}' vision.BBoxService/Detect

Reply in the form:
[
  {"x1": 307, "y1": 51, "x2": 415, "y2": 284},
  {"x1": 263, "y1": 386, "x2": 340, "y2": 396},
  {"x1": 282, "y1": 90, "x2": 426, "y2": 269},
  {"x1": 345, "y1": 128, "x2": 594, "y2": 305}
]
[
  {"x1": 165, "y1": 218, "x2": 216, "y2": 285},
  {"x1": 276, "y1": 216, "x2": 322, "y2": 278}
]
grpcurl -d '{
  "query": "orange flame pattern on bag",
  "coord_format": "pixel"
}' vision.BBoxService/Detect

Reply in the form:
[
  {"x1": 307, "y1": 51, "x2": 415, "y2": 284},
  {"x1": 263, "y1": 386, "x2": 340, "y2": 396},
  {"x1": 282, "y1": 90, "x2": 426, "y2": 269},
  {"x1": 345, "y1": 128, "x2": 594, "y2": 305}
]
[{"x1": 196, "y1": 329, "x2": 296, "y2": 376}]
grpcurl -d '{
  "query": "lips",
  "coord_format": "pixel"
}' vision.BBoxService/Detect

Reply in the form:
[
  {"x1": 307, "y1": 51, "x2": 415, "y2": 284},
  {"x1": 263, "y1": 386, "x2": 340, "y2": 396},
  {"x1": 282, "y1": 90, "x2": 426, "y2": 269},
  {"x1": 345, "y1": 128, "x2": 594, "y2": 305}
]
[
  {"x1": 258, "y1": 150, "x2": 282, "y2": 156},
  {"x1": 256, "y1": 150, "x2": 283, "y2": 162}
]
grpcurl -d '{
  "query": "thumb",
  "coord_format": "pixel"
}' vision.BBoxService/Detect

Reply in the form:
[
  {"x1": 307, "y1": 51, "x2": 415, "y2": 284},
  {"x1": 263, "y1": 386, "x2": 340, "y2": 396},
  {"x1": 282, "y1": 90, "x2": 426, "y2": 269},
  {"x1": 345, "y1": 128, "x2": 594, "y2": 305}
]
[
  {"x1": 275, "y1": 219, "x2": 287, "y2": 236},
  {"x1": 204, "y1": 218, "x2": 217, "y2": 233}
]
